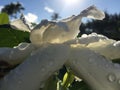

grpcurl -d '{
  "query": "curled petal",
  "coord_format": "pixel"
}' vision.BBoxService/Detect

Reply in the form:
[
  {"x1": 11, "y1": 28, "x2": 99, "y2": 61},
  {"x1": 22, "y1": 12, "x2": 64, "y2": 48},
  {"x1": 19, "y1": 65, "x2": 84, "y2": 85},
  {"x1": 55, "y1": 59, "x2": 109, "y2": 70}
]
[
  {"x1": 67, "y1": 46, "x2": 120, "y2": 90},
  {"x1": 87, "y1": 40, "x2": 120, "y2": 60},
  {"x1": 0, "y1": 44, "x2": 70, "y2": 90},
  {"x1": 0, "y1": 43, "x2": 35, "y2": 65}
]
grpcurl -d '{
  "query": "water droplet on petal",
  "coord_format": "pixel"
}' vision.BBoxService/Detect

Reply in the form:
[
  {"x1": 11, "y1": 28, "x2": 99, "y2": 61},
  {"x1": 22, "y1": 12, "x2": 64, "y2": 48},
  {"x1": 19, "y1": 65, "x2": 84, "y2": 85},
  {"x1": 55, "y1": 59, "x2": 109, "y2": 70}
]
[
  {"x1": 41, "y1": 68, "x2": 45, "y2": 72},
  {"x1": 81, "y1": 34, "x2": 88, "y2": 38},
  {"x1": 114, "y1": 63, "x2": 120, "y2": 68},
  {"x1": 105, "y1": 64, "x2": 109, "y2": 68},
  {"x1": 113, "y1": 41, "x2": 120, "y2": 47},
  {"x1": 118, "y1": 79, "x2": 120, "y2": 84},
  {"x1": 3, "y1": 76, "x2": 7, "y2": 81},
  {"x1": 9, "y1": 51, "x2": 14, "y2": 59},
  {"x1": 89, "y1": 58, "x2": 94, "y2": 63},
  {"x1": 107, "y1": 73, "x2": 116, "y2": 82},
  {"x1": 76, "y1": 39, "x2": 79, "y2": 44},
  {"x1": 72, "y1": 60, "x2": 78, "y2": 65},
  {"x1": 18, "y1": 81, "x2": 22, "y2": 84},
  {"x1": 40, "y1": 82, "x2": 45, "y2": 88},
  {"x1": 49, "y1": 61, "x2": 54, "y2": 66},
  {"x1": 11, "y1": 50, "x2": 14, "y2": 54},
  {"x1": 89, "y1": 58, "x2": 97, "y2": 65},
  {"x1": 18, "y1": 43, "x2": 29, "y2": 50}
]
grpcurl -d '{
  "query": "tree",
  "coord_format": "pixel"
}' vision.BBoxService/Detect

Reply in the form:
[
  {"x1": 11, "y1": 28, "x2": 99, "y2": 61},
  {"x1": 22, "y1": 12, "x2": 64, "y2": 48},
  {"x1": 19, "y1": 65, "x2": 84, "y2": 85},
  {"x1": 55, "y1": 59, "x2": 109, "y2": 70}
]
[
  {"x1": 1, "y1": 2, "x2": 25, "y2": 19},
  {"x1": 51, "y1": 13, "x2": 61, "y2": 21},
  {"x1": 79, "y1": 12, "x2": 120, "y2": 40},
  {"x1": 30, "y1": 22, "x2": 37, "y2": 28}
]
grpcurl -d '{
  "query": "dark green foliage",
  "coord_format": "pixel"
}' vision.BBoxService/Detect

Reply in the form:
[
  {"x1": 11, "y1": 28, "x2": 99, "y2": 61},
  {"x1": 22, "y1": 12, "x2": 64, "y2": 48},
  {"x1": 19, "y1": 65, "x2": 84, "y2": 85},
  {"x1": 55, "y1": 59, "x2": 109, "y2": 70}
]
[
  {"x1": 31, "y1": 22, "x2": 37, "y2": 27},
  {"x1": 51, "y1": 13, "x2": 61, "y2": 21},
  {"x1": 58, "y1": 66, "x2": 67, "y2": 80},
  {"x1": 79, "y1": 12, "x2": 120, "y2": 40},
  {"x1": 0, "y1": 27, "x2": 30, "y2": 47},
  {"x1": 112, "y1": 58, "x2": 120, "y2": 64},
  {"x1": 69, "y1": 81, "x2": 92, "y2": 90}
]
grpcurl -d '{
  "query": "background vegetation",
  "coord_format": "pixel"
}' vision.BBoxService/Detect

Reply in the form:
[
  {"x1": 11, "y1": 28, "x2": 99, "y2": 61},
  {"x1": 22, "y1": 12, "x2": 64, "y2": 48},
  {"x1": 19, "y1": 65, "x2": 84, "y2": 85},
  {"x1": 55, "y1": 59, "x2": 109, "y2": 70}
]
[
  {"x1": 79, "y1": 12, "x2": 120, "y2": 40},
  {"x1": 0, "y1": 27, "x2": 30, "y2": 47}
]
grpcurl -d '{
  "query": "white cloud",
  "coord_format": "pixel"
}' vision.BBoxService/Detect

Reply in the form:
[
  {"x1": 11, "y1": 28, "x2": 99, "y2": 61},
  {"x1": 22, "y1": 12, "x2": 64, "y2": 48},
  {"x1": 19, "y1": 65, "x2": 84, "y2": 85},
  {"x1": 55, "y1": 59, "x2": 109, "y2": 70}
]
[
  {"x1": 0, "y1": 6, "x2": 3, "y2": 12},
  {"x1": 44, "y1": 6, "x2": 54, "y2": 13},
  {"x1": 24, "y1": 13, "x2": 38, "y2": 23}
]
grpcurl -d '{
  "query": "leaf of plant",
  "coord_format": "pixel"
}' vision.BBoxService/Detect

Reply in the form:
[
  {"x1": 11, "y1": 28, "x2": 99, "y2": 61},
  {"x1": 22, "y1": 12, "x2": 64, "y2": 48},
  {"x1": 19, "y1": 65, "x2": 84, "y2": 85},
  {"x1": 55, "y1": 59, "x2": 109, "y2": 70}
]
[
  {"x1": 0, "y1": 28, "x2": 30, "y2": 47},
  {"x1": 62, "y1": 71, "x2": 74, "y2": 88},
  {"x1": 0, "y1": 13, "x2": 9, "y2": 25}
]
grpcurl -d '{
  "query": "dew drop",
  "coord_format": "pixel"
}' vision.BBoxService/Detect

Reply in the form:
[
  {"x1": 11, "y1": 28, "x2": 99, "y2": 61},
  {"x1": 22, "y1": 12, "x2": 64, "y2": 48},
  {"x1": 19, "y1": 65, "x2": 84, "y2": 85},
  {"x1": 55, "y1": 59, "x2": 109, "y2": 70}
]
[
  {"x1": 18, "y1": 81, "x2": 22, "y2": 84},
  {"x1": 89, "y1": 58, "x2": 94, "y2": 63},
  {"x1": 81, "y1": 34, "x2": 88, "y2": 38},
  {"x1": 41, "y1": 68, "x2": 45, "y2": 72},
  {"x1": 9, "y1": 51, "x2": 14, "y2": 59},
  {"x1": 40, "y1": 82, "x2": 45, "y2": 88},
  {"x1": 89, "y1": 58, "x2": 100, "y2": 65},
  {"x1": 49, "y1": 61, "x2": 54, "y2": 66},
  {"x1": 36, "y1": 58, "x2": 40, "y2": 63},
  {"x1": 76, "y1": 39, "x2": 79, "y2": 44},
  {"x1": 114, "y1": 63, "x2": 120, "y2": 68},
  {"x1": 118, "y1": 79, "x2": 120, "y2": 84},
  {"x1": 11, "y1": 50, "x2": 14, "y2": 54},
  {"x1": 3, "y1": 76, "x2": 7, "y2": 81},
  {"x1": 73, "y1": 60, "x2": 78, "y2": 65},
  {"x1": 18, "y1": 43, "x2": 29, "y2": 50},
  {"x1": 107, "y1": 73, "x2": 116, "y2": 82},
  {"x1": 105, "y1": 64, "x2": 109, "y2": 68},
  {"x1": 113, "y1": 41, "x2": 120, "y2": 47}
]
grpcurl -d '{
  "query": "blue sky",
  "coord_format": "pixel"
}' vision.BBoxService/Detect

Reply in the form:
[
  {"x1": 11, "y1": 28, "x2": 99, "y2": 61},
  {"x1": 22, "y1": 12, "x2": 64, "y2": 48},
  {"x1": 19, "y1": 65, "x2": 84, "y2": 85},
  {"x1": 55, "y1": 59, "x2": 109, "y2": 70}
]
[{"x1": 0, "y1": 0, "x2": 120, "y2": 23}]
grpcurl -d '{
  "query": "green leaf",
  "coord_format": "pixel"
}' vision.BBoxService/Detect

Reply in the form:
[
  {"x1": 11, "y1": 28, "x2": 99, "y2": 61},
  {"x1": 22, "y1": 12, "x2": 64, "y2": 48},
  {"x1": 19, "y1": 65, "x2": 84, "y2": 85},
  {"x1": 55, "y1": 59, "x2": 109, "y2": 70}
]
[
  {"x1": 0, "y1": 13, "x2": 9, "y2": 25},
  {"x1": 0, "y1": 28, "x2": 30, "y2": 47},
  {"x1": 62, "y1": 71, "x2": 74, "y2": 88}
]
